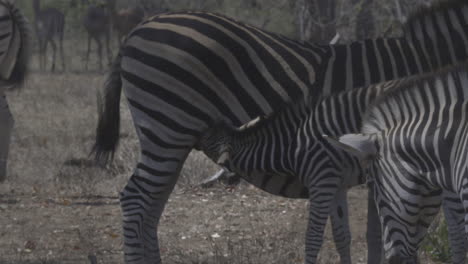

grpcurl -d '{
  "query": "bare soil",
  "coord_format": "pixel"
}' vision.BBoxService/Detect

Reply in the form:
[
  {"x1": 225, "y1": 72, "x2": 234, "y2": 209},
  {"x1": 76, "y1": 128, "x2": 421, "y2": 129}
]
[{"x1": 0, "y1": 184, "x2": 372, "y2": 264}]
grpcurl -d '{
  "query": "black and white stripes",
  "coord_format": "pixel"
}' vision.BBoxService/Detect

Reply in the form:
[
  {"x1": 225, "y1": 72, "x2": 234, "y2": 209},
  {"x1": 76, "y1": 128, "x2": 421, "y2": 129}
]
[
  {"x1": 328, "y1": 64, "x2": 468, "y2": 263},
  {"x1": 0, "y1": 0, "x2": 30, "y2": 89},
  {"x1": 0, "y1": 1, "x2": 30, "y2": 182},
  {"x1": 93, "y1": 1, "x2": 468, "y2": 263},
  {"x1": 198, "y1": 74, "x2": 466, "y2": 264}
]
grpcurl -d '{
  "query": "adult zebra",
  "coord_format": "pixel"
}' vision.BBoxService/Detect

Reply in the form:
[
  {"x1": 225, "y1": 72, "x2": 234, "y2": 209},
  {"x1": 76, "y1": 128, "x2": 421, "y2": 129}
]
[
  {"x1": 93, "y1": 1, "x2": 468, "y2": 263},
  {"x1": 0, "y1": 1, "x2": 31, "y2": 181},
  {"x1": 197, "y1": 73, "x2": 467, "y2": 263},
  {"x1": 326, "y1": 63, "x2": 468, "y2": 264}
]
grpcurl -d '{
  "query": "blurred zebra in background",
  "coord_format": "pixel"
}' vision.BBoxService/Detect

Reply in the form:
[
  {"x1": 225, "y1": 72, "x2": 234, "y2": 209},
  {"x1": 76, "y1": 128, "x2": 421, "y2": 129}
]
[
  {"x1": 93, "y1": 1, "x2": 468, "y2": 263},
  {"x1": 326, "y1": 63, "x2": 468, "y2": 264},
  {"x1": 0, "y1": 0, "x2": 31, "y2": 182},
  {"x1": 32, "y1": 0, "x2": 65, "y2": 72}
]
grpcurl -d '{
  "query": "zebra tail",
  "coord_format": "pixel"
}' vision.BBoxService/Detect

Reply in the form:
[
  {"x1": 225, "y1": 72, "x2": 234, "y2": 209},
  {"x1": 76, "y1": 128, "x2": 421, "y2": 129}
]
[
  {"x1": 92, "y1": 52, "x2": 123, "y2": 165},
  {"x1": 6, "y1": 1, "x2": 31, "y2": 89}
]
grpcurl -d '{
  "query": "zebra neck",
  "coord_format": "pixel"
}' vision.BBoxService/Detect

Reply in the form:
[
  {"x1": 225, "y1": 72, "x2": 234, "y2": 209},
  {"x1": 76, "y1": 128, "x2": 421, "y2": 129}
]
[
  {"x1": 363, "y1": 64, "x2": 468, "y2": 135},
  {"x1": 295, "y1": 84, "x2": 388, "y2": 187},
  {"x1": 318, "y1": 38, "x2": 409, "y2": 94},
  {"x1": 319, "y1": 3, "x2": 468, "y2": 94},
  {"x1": 314, "y1": 79, "x2": 393, "y2": 138},
  {"x1": 403, "y1": 2, "x2": 468, "y2": 72},
  {"x1": 228, "y1": 103, "x2": 306, "y2": 175}
]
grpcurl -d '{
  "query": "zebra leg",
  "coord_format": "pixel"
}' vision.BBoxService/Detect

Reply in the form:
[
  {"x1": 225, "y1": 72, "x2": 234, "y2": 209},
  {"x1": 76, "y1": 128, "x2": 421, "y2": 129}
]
[
  {"x1": 39, "y1": 41, "x2": 47, "y2": 71},
  {"x1": 461, "y1": 183, "x2": 468, "y2": 245},
  {"x1": 38, "y1": 41, "x2": 43, "y2": 70},
  {"x1": 37, "y1": 39, "x2": 44, "y2": 71},
  {"x1": 121, "y1": 157, "x2": 187, "y2": 263},
  {"x1": 0, "y1": 95, "x2": 13, "y2": 182},
  {"x1": 59, "y1": 38, "x2": 65, "y2": 71},
  {"x1": 97, "y1": 38, "x2": 103, "y2": 71},
  {"x1": 85, "y1": 35, "x2": 91, "y2": 70},
  {"x1": 42, "y1": 41, "x2": 49, "y2": 71},
  {"x1": 442, "y1": 191, "x2": 467, "y2": 264},
  {"x1": 105, "y1": 30, "x2": 112, "y2": 66},
  {"x1": 120, "y1": 116, "x2": 193, "y2": 264},
  {"x1": 50, "y1": 38, "x2": 57, "y2": 72},
  {"x1": 366, "y1": 184, "x2": 383, "y2": 264},
  {"x1": 305, "y1": 187, "x2": 336, "y2": 264},
  {"x1": 329, "y1": 186, "x2": 351, "y2": 264}
]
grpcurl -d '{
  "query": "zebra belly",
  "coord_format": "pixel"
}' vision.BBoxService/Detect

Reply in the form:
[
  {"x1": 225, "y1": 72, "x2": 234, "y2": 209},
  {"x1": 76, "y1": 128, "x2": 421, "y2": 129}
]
[{"x1": 240, "y1": 170, "x2": 309, "y2": 198}]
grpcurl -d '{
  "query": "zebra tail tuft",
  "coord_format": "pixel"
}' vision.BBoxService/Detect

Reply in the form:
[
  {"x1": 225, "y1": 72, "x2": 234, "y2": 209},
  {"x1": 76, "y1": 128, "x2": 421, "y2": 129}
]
[
  {"x1": 91, "y1": 52, "x2": 123, "y2": 165},
  {"x1": 5, "y1": 1, "x2": 31, "y2": 89}
]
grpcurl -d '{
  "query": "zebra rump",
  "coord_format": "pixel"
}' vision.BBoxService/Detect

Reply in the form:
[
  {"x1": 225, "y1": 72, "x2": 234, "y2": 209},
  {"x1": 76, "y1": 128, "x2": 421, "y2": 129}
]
[{"x1": 0, "y1": 1, "x2": 31, "y2": 88}]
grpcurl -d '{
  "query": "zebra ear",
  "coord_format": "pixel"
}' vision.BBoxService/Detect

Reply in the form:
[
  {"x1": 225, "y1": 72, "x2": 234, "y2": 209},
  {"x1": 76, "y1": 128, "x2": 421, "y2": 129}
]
[{"x1": 323, "y1": 134, "x2": 378, "y2": 161}]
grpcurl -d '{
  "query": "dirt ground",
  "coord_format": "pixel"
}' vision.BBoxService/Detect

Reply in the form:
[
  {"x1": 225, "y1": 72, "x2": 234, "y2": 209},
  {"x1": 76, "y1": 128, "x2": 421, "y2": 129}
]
[
  {"x1": 0, "y1": 183, "x2": 373, "y2": 264},
  {"x1": 0, "y1": 73, "x2": 440, "y2": 264}
]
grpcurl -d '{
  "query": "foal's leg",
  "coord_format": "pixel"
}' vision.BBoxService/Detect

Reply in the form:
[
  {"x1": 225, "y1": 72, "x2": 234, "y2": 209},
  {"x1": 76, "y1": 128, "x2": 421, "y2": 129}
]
[
  {"x1": 442, "y1": 191, "x2": 467, "y2": 264},
  {"x1": 305, "y1": 171, "x2": 342, "y2": 264},
  {"x1": 366, "y1": 184, "x2": 383, "y2": 264},
  {"x1": 330, "y1": 186, "x2": 351, "y2": 264}
]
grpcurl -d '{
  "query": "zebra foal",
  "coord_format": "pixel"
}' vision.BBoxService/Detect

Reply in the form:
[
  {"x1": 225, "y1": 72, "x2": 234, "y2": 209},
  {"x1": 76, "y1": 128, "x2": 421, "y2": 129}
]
[
  {"x1": 326, "y1": 63, "x2": 468, "y2": 263},
  {"x1": 93, "y1": 1, "x2": 468, "y2": 263},
  {"x1": 198, "y1": 73, "x2": 467, "y2": 263},
  {"x1": 0, "y1": 0, "x2": 30, "y2": 181}
]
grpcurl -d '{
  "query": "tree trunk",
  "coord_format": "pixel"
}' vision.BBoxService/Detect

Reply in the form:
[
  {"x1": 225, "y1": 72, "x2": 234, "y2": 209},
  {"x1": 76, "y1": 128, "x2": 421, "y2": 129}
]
[
  {"x1": 295, "y1": 0, "x2": 337, "y2": 43},
  {"x1": 315, "y1": 0, "x2": 337, "y2": 42},
  {"x1": 355, "y1": 0, "x2": 375, "y2": 39}
]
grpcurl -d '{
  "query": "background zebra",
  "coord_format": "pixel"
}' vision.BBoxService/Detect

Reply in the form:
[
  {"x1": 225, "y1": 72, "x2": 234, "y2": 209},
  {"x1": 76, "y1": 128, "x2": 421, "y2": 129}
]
[
  {"x1": 325, "y1": 63, "x2": 468, "y2": 264},
  {"x1": 93, "y1": 1, "x2": 468, "y2": 263},
  {"x1": 32, "y1": 0, "x2": 65, "y2": 72},
  {"x1": 0, "y1": 0, "x2": 30, "y2": 182}
]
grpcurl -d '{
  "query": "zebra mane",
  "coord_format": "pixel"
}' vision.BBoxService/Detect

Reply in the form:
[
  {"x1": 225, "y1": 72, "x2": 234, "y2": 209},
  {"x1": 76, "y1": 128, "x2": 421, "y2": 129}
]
[
  {"x1": 363, "y1": 62, "x2": 468, "y2": 133},
  {"x1": 404, "y1": 0, "x2": 467, "y2": 30}
]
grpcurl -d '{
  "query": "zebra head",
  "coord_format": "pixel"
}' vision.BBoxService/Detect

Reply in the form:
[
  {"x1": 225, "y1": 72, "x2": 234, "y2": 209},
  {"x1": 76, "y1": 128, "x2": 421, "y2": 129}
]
[
  {"x1": 324, "y1": 133, "x2": 435, "y2": 263},
  {"x1": 197, "y1": 123, "x2": 235, "y2": 169}
]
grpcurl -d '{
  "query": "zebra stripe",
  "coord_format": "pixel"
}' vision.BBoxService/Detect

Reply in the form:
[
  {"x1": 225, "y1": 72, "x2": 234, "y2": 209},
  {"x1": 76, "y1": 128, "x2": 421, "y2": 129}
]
[
  {"x1": 198, "y1": 70, "x2": 467, "y2": 263},
  {"x1": 328, "y1": 64, "x2": 468, "y2": 263},
  {"x1": 93, "y1": 1, "x2": 468, "y2": 263},
  {"x1": 0, "y1": 0, "x2": 31, "y2": 183},
  {"x1": 0, "y1": 0, "x2": 29, "y2": 90},
  {"x1": 197, "y1": 79, "x2": 394, "y2": 263}
]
